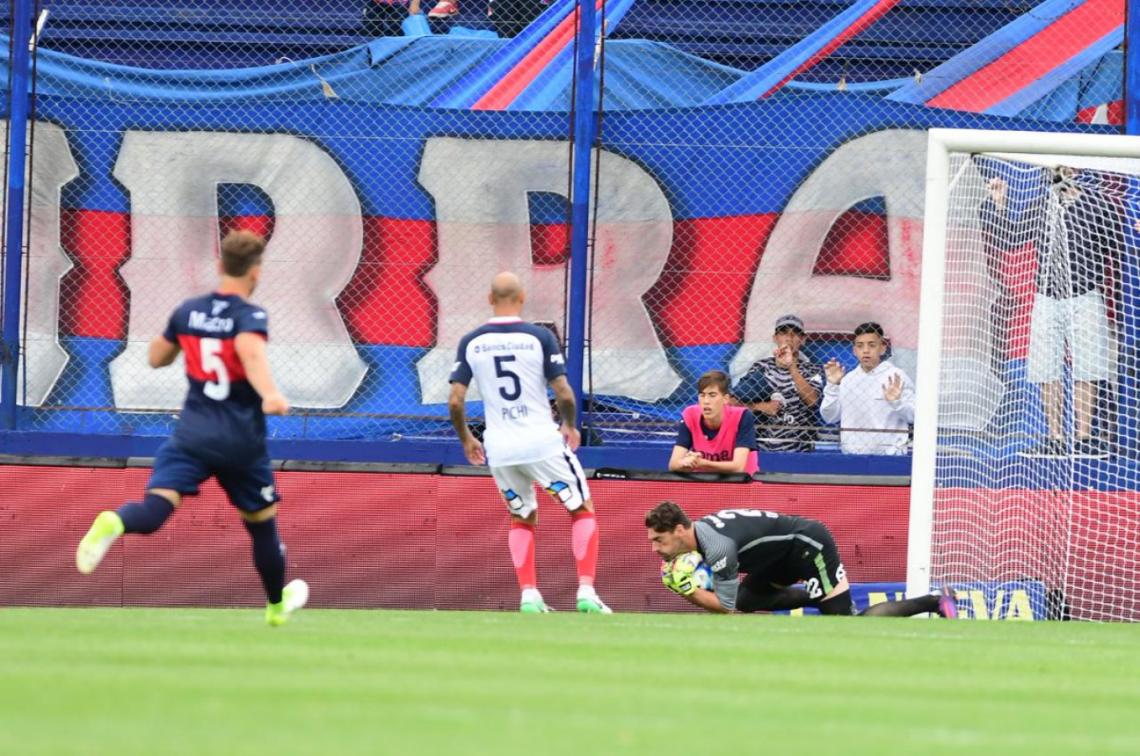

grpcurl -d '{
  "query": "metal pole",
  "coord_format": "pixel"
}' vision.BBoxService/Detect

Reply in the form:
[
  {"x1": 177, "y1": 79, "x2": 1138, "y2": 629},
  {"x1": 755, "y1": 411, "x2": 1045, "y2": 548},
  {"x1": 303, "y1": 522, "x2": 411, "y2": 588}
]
[
  {"x1": 1, "y1": 0, "x2": 35, "y2": 429},
  {"x1": 564, "y1": 0, "x2": 597, "y2": 430},
  {"x1": 1127, "y1": 0, "x2": 1139, "y2": 135}
]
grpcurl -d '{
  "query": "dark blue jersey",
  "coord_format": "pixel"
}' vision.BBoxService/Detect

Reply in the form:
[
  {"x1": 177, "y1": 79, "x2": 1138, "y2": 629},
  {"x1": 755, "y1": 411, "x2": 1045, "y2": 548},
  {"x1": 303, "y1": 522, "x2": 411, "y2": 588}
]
[{"x1": 163, "y1": 292, "x2": 269, "y2": 463}]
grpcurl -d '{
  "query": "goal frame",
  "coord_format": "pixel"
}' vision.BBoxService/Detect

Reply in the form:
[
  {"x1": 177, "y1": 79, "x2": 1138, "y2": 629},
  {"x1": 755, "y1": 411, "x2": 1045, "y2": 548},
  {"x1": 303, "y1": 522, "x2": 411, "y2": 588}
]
[{"x1": 906, "y1": 128, "x2": 1140, "y2": 599}]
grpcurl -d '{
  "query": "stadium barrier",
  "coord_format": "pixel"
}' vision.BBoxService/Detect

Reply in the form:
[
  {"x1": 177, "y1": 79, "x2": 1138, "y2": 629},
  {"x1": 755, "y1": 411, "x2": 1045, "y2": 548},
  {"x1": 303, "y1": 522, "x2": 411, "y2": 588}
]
[
  {"x1": 1, "y1": 458, "x2": 911, "y2": 611},
  {"x1": 8, "y1": 454, "x2": 1133, "y2": 619}
]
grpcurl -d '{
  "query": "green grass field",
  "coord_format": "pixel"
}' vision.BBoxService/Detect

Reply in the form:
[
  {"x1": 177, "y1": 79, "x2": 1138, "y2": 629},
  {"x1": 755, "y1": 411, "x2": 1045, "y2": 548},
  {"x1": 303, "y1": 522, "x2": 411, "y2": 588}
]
[{"x1": 2, "y1": 609, "x2": 1139, "y2": 755}]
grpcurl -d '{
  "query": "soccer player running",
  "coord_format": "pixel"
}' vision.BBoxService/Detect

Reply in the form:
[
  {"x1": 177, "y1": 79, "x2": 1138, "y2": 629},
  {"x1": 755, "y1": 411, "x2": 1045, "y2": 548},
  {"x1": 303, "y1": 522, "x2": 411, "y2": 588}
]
[
  {"x1": 448, "y1": 271, "x2": 610, "y2": 614},
  {"x1": 646, "y1": 500, "x2": 956, "y2": 617},
  {"x1": 76, "y1": 230, "x2": 308, "y2": 627}
]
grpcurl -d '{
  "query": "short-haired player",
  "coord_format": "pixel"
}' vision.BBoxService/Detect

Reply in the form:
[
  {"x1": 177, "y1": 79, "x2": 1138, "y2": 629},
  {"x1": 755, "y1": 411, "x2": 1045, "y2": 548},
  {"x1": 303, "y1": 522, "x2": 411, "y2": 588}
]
[{"x1": 448, "y1": 272, "x2": 610, "y2": 614}]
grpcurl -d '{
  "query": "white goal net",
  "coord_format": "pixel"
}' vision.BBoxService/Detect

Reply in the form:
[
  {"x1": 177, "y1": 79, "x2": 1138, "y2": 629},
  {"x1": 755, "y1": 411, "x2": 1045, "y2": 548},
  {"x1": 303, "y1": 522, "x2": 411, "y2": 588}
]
[{"x1": 909, "y1": 129, "x2": 1140, "y2": 621}]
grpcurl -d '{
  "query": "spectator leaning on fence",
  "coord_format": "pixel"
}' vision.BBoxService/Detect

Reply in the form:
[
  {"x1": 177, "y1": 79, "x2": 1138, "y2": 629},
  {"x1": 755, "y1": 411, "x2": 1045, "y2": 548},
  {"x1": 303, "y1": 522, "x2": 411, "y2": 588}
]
[
  {"x1": 670, "y1": 370, "x2": 758, "y2": 475},
  {"x1": 980, "y1": 165, "x2": 1122, "y2": 460},
  {"x1": 820, "y1": 322, "x2": 914, "y2": 455},
  {"x1": 730, "y1": 314, "x2": 823, "y2": 452}
]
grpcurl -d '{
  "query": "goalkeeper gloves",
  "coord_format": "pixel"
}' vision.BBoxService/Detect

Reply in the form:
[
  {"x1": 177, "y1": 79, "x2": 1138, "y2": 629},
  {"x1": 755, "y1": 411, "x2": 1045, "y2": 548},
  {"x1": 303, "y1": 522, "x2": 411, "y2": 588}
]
[{"x1": 661, "y1": 558, "x2": 699, "y2": 596}]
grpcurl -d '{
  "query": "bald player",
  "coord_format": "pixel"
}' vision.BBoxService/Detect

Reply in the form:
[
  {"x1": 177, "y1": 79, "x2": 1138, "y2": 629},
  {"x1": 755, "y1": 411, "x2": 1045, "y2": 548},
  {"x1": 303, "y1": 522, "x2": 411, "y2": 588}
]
[{"x1": 448, "y1": 272, "x2": 611, "y2": 614}]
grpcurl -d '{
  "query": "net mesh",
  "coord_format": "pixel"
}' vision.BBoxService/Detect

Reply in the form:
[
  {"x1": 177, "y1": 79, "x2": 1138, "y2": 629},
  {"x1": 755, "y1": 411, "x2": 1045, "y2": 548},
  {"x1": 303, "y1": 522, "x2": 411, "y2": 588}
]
[{"x1": 931, "y1": 151, "x2": 1140, "y2": 621}]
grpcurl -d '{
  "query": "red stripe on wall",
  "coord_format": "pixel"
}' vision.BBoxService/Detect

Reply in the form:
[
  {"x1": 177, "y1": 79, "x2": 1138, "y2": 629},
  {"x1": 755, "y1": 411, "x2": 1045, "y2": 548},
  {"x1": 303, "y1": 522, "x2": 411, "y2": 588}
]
[
  {"x1": 1076, "y1": 100, "x2": 1125, "y2": 125},
  {"x1": 60, "y1": 208, "x2": 131, "y2": 339},
  {"x1": 993, "y1": 243, "x2": 1038, "y2": 360},
  {"x1": 815, "y1": 210, "x2": 890, "y2": 277},
  {"x1": 339, "y1": 216, "x2": 438, "y2": 346},
  {"x1": 220, "y1": 214, "x2": 275, "y2": 241},
  {"x1": 647, "y1": 214, "x2": 777, "y2": 346},
  {"x1": 61, "y1": 210, "x2": 896, "y2": 350},
  {"x1": 927, "y1": 0, "x2": 1122, "y2": 112}
]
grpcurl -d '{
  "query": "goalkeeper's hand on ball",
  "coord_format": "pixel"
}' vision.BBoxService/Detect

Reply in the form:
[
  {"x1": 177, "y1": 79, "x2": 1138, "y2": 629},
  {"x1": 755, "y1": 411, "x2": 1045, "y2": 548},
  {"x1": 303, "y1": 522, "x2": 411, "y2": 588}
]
[{"x1": 661, "y1": 556, "x2": 699, "y2": 596}]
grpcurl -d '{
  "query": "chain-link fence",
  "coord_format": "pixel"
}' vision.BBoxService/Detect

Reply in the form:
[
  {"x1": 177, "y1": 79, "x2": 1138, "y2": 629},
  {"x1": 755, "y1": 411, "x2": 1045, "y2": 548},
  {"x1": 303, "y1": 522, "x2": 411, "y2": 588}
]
[{"x1": 0, "y1": 0, "x2": 1126, "y2": 452}]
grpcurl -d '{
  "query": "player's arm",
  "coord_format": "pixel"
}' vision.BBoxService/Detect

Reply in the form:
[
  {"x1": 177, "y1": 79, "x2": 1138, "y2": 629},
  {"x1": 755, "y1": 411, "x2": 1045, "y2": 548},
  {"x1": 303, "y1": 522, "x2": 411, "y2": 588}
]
[
  {"x1": 549, "y1": 375, "x2": 580, "y2": 450},
  {"x1": 448, "y1": 381, "x2": 485, "y2": 465},
  {"x1": 683, "y1": 588, "x2": 729, "y2": 614},
  {"x1": 669, "y1": 445, "x2": 700, "y2": 472},
  {"x1": 788, "y1": 362, "x2": 819, "y2": 407},
  {"x1": 147, "y1": 335, "x2": 180, "y2": 368},
  {"x1": 234, "y1": 332, "x2": 288, "y2": 415},
  {"x1": 732, "y1": 371, "x2": 780, "y2": 416},
  {"x1": 886, "y1": 372, "x2": 916, "y2": 424},
  {"x1": 691, "y1": 448, "x2": 751, "y2": 474},
  {"x1": 668, "y1": 421, "x2": 699, "y2": 472},
  {"x1": 819, "y1": 380, "x2": 841, "y2": 424}
]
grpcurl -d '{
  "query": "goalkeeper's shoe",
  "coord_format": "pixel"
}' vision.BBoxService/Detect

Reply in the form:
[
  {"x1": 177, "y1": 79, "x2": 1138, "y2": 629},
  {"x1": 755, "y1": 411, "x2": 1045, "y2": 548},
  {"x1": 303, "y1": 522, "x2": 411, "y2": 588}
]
[
  {"x1": 266, "y1": 578, "x2": 310, "y2": 627},
  {"x1": 937, "y1": 584, "x2": 958, "y2": 619},
  {"x1": 76, "y1": 511, "x2": 125, "y2": 575},
  {"x1": 576, "y1": 587, "x2": 613, "y2": 614}
]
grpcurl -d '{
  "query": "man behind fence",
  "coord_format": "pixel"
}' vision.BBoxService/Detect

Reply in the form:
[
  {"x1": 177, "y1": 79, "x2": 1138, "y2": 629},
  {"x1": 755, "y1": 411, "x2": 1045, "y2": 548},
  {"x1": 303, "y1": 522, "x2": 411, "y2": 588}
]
[
  {"x1": 730, "y1": 314, "x2": 824, "y2": 452},
  {"x1": 820, "y1": 321, "x2": 915, "y2": 455}
]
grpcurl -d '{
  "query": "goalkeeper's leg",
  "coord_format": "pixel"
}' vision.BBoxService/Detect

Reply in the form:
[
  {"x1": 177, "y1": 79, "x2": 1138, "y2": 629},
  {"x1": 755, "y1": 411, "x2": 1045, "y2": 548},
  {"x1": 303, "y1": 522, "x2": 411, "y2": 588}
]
[
  {"x1": 861, "y1": 595, "x2": 939, "y2": 617},
  {"x1": 736, "y1": 574, "x2": 814, "y2": 612}
]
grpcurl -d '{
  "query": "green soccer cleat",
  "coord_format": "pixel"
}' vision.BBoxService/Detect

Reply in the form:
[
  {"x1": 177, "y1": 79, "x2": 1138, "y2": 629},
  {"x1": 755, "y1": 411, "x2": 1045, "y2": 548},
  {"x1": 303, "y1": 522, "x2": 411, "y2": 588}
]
[
  {"x1": 576, "y1": 594, "x2": 613, "y2": 614},
  {"x1": 265, "y1": 578, "x2": 310, "y2": 627},
  {"x1": 75, "y1": 511, "x2": 125, "y2": 575},
  {"x1": 519, "y1": 597, "x2": 553, "y2": 614}
]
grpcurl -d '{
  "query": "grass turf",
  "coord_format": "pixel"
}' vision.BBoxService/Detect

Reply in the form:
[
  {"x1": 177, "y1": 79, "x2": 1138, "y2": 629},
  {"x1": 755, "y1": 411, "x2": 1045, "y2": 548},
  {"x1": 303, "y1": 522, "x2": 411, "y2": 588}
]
[{"x1": 1, "y1": 608, "x2": 1139, "y2": 754}]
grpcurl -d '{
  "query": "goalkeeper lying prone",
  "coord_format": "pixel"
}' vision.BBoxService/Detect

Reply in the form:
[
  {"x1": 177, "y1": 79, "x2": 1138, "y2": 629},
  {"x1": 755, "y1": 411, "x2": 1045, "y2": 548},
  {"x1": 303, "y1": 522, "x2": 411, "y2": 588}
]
[{"x1": 646, "y1": 500, "x2": 956, "y2": 617}]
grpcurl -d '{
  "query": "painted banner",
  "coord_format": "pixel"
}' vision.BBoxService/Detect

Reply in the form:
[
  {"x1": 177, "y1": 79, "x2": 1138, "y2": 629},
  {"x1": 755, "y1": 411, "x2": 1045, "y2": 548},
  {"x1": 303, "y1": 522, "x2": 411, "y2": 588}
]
[{"x1": 0, "y1": 62, "x2": 1119, "y2": 446}]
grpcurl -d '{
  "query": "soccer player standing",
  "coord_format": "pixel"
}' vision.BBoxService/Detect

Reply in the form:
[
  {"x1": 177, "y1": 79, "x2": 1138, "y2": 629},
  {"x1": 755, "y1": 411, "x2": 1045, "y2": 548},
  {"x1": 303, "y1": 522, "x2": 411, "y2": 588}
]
[
  {"x1": 448, "y1": 271, "x2": 610, "y2": 614},
  {"x1": 76, "y1": 230, "x2": 308, "y2": 627},
  {"x1": 647, "y1": 500, "x2": 956, "y2": 617}
]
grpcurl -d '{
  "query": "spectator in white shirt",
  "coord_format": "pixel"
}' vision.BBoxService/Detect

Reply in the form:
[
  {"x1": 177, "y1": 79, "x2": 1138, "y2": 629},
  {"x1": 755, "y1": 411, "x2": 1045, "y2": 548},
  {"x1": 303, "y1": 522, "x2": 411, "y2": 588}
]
[{"x1": 820, "y1": 322, "x2": 914, "y2": 455}]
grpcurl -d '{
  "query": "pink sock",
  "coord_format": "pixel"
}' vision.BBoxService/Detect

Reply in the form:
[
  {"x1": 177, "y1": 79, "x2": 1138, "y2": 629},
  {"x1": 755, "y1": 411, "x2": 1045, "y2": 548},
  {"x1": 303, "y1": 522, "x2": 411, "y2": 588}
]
[
  {"x1": 508, "y1": 522, "x2": 536, "y2": 590},
  {"x1": 570, "y1": 509, "x2": 599, "y2": 586}
]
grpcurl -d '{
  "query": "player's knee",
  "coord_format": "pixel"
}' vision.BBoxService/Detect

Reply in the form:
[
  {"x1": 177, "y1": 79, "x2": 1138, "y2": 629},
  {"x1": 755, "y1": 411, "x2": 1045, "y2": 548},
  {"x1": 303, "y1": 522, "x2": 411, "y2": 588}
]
[
  {"x1": 147, "y1": 488, "x2": 182, "y2": 508},
  {"x1": 241, "y1": 504, "x2": 278, "y2": 523},
  {"x1": 817, "y1": 588, "x2": 854, "y2": 616},
  {"x1": 511, "y1": 511, "x2": 537, "y2": 527},
  {"x1": 825, "y1": 576, "x2": 850, "y2": 600}
]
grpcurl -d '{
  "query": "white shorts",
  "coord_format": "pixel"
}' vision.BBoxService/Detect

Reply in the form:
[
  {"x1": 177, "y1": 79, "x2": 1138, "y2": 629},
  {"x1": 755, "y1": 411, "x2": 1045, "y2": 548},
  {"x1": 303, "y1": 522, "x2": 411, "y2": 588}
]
[
  {"x1": 490, "y1": 450, "x2": 591, "y2": 519},
  {"x1": 1026, "y1": 291, "x2": 1114, "y2": 384}
]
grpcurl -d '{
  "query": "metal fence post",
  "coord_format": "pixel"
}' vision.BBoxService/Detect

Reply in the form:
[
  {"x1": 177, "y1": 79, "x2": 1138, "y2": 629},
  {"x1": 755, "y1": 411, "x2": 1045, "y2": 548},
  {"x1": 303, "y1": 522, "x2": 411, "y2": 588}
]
[
  {"x1": 565, "y1": 0, "x2": 597, "y2": 432},
  {"x1": 1, "y1": 0, "x2": 35, "y2": 430}
]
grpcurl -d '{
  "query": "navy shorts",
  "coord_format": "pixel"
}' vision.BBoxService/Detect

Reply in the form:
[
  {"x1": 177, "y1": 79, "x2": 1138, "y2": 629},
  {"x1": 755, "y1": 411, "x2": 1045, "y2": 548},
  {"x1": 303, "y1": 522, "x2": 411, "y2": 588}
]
[{"x1": 147, "y1": 439, "x2": 280, "y2": 514}]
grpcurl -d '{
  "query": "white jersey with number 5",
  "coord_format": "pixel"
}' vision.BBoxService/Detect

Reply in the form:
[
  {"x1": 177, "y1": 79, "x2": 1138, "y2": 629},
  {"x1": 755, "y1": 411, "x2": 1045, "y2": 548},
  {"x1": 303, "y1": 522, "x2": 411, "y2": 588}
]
[{"x1": 449, "y1": 316, "x2": 567, "y2": 466}]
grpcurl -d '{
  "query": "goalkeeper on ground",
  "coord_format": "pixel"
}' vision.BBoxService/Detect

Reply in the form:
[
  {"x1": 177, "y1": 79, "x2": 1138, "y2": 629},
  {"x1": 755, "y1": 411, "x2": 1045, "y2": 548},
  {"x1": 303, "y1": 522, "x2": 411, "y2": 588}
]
[{"x1": 646, "y1": 500, "x2": 956, "y2": 617}]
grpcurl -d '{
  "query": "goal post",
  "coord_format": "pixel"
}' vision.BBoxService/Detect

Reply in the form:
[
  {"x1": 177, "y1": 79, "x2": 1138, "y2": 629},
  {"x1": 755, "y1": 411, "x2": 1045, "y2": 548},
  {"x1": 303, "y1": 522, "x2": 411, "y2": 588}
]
[{"x1": 908, "y1": 128, "x2": 1140, "y2": 620}]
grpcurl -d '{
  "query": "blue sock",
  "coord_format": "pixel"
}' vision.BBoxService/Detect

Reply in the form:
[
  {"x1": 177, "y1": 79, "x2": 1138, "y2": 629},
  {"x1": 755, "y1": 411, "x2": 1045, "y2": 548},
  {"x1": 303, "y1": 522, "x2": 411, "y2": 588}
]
[
  {"x1": 116, "y1": 493, "x2": 175, "y2": 534},
  {"x1": 243, "y1": 518, "x2": 286, "y2": 604}
]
